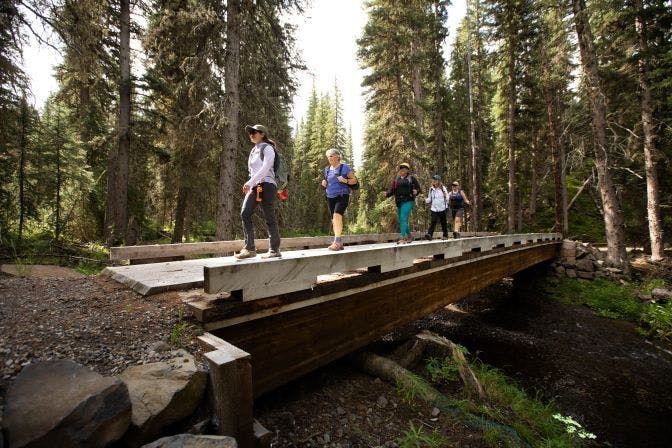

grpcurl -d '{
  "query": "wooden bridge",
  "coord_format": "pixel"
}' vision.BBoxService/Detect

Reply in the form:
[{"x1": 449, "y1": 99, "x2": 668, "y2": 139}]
[{"x1": 104, "y1": 232, "x2": 562, "y2": 445}]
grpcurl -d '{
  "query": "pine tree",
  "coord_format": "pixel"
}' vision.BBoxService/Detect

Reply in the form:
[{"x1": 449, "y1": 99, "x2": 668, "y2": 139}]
[{"x1": 572, "y1": 0, "x2": 628, "y2": 268}]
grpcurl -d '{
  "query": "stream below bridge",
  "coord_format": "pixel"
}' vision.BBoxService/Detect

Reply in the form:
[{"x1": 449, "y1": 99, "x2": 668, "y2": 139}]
[{"x1": 407, "y1": 272, "x2": 672, "y2": 448}]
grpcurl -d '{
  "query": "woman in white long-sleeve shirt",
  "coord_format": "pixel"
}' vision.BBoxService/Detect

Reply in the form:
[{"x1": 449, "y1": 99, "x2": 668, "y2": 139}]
[
  {"x1": 423, "y1": 174, "x2": 449, "y2": 240},
  {"x1": 235, "y1": 124, "x2": 281, "y2": 260}
]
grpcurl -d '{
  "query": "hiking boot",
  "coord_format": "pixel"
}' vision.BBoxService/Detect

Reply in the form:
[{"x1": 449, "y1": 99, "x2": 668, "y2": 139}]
[
  {"x1": 423, "y1": 234, "x2": 432, "y2": 241},
  {"x1": 328, "y1": 242, "x2": 344, "y2": 251},
  {"x1": 234, "y1": 248, "x2": 257, "y2": 260},
  {"x1": 261, "y1": 250, "x2": 282, "y2": 259}
]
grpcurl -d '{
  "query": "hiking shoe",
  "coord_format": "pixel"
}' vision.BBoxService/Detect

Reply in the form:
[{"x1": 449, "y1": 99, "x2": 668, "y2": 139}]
[
  {"x1": 261, "y1": 250, "x2": 282, "y2": 259},
  {"x1": 423, "y1": 234, "x2": 432, "y2": 241},
  {"x1": 405, "y1": 236, "x2": 414, "y2": 243},
  {"x1": 328, "y1": 242, "x2": 344, "y2": 251},
  {"x1": 234, "y1": 248, "x2": 257, "y2": 260}
]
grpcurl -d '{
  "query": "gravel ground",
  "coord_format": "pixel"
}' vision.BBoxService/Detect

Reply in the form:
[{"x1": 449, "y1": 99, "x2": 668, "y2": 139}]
[{"x1": 0, "y1": 272, "x2": 200, "y2": 408}]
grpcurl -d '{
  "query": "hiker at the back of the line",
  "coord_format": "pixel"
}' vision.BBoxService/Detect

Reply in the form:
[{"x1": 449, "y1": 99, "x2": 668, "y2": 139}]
[
  {"x1": 235, "y1": 124, "x2": 282, "y2": 260},
  {"x1": 321, "y1": 148, "x2": 357, "y2": 251},
  {"x1": 448, "y1": 180, "x2": 471, "y2": 239}
]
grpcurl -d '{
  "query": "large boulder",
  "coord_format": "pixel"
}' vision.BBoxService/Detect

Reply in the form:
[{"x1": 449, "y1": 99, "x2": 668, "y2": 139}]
[
  {"x1": 3, "y1": 360, "x2": 131, "y2": 448},
  {"x1": 121, "y1": 351, "x2": 207, "y2": 445},
  {"x1": 576, "y1": 258, "x2": 595, "y2": 272},
  {"x1": 142, "y1": 434, "x2": 237, "y2": 448},
  {"x1": 651, "y1": 288, "x2": 672, "y2": 303}
]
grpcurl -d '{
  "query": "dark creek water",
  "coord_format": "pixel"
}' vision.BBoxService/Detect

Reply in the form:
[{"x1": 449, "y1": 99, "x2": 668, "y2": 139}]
[{"x1": 412, "y1": 273, "x2": 672, "y2": 448}]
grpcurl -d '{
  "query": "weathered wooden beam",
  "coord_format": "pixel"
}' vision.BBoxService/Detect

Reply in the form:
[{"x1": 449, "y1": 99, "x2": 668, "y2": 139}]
[
  {"x1": 204, "y1": 234, "x2": 560, "y2": 301},
  {"x1": 211, "y1": 242, "x2": 559, "y2": 397},
  {"x1": 199, "y1": 334, "x2": 254, "y2": 448}
]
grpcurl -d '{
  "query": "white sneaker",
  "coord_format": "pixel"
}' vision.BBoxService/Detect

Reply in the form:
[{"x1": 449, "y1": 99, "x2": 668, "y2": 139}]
[
  {"x1": 234, "y1": 248, "x2": 257, "y2": 260},
  {"x1": 261, "y1": 250, "x2": 282, "y2": 259}
]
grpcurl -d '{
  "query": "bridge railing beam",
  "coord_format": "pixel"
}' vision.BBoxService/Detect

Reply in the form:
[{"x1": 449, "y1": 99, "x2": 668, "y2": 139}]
[{"x1": 204, "y1": 233, "x2": 561, "y2": 301}]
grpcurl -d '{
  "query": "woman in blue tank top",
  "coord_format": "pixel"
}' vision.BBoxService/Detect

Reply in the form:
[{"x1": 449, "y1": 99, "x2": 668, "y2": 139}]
[
  {"x1": 448, "y1": 180, "x2": 471, "y2": 238},
  {"x1": 321, "y1": 148, "x2": 357, "y2": 250}
]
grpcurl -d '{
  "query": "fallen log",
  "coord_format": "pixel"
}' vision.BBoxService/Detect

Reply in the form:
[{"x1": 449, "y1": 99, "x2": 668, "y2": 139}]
[
  {"x1": 416, "y1": 330, "x2": 485, "y2": 400},
  {"x1": 353, "y1": 341, "x2": 530, "y2": 447}
]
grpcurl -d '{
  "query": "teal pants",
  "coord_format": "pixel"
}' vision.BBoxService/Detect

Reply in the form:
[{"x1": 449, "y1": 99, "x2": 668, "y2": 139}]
[{"x1": 397, "y1": 200, "x2": 414, "y2": 237}]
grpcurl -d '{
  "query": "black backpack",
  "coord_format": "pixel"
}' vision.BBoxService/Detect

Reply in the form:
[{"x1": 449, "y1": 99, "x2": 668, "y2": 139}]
[{"x1": 324, "y1": 164, "x2": 359, "y2": 191}]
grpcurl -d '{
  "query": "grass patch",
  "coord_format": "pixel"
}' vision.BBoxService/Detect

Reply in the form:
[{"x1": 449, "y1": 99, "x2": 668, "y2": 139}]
[
  {"x1": 642, "y1": 302, "x2": 672, "y2": 343},
  {"x1": 471, "y1": 360, "x2": 580, "y2": 447},
  {"x1": 547, "y1": 277, "x2": 672, "y2": 343},
  {"x1": 169, "y1": 308, "x2": 191, "y2": 347},
  {"x1": 419, "y1": 356, "x2": 594, "y2": 447},
  {"x1": 548, "y1": 278, "x2": 642, "y2": 321},
  {"x1": 397, "y1": 422, "x2": 449, "y2": 448}
]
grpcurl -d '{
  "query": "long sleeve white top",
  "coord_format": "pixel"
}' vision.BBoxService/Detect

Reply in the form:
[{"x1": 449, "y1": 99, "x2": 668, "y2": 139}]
[
  {"x1": 245, "y1": 143, "x2": 276, "y2": 188},
  {"x1": 424, "y1": 185, "x2": 448, "y2": 212}
]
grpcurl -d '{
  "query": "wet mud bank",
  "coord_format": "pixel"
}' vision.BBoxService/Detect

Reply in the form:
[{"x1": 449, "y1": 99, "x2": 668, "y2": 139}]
[{"x1": 410, "y1": 273, "x2": 672, "y2": 448}]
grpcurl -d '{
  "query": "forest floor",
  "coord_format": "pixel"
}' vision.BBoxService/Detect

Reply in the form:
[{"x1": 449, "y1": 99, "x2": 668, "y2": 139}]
[{"x1": 1, "y1": 265, "x2": 672, "y2": 447}]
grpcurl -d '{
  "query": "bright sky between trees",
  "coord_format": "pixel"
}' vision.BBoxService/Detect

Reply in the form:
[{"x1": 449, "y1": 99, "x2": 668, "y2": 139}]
[{"x1": 22, "y1": 0, "x2": 466, "y2": 168}]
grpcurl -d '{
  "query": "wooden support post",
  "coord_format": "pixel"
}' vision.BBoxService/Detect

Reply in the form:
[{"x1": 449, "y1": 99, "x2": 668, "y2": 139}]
[{"x1": 200, "y1": 334, "x2": 254, "y2": 448}]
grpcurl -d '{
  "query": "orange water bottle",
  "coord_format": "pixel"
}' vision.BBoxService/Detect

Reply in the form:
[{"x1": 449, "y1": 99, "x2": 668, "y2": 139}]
[{"x1": 256, "y1": 184, "x2": 263, "y2": 202}]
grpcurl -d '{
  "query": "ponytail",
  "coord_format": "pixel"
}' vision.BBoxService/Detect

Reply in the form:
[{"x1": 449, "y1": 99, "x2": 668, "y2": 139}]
[{"x1": 263, "y1": 136, "x2": 277, "y2": 148}]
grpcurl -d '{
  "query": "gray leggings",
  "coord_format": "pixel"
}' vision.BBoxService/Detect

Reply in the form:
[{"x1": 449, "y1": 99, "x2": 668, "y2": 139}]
[{"x1": 241, "y1": 182, "x2": 280, "y2": 252}]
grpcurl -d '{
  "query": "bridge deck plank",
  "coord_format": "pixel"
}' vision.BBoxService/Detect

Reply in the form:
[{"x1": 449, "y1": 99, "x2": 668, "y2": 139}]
[{"x1": 103, "y1": 233, "x2": 561, "y2": 297}]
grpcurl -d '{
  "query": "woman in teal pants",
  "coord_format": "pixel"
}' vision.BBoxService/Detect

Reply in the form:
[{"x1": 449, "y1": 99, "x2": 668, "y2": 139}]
[{"x1": 385, "y1": 162, "x2": 421, "y2": 244}]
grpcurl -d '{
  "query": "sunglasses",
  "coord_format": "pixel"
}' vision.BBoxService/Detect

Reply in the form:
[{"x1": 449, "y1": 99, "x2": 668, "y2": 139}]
[{"x1": 452, "y1": 184, "x2": 459, "y2": 187}]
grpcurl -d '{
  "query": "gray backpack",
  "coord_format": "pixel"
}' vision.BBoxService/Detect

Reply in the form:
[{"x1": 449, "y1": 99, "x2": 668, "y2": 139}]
[{"x1": 259, "y1": 142, "x2": 289, "y2": 190}]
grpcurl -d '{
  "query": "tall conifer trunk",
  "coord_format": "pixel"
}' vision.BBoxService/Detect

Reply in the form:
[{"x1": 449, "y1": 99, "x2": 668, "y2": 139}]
[
  {"x1": 635, "y1": 0, "x2": 663, "y2": 261},
  {"x1": 466, "y1": 4, "x2": 479, "y2": 231},
  {"x1": 106, "y1": 0, "x2": 131, "y2": 246},
  {"x1": 18, "y1": 96, "x2": 28, "y2": 243},
  {"x1": 216, "y1": 0, "x2": 241, "y2": 240},
  {"x1": 572, "y1": 0, "x2": 628, "y2": 268},
  {"x1": 541, "y1": 40, "x2": 567, "y2": 235},
  {"x1": 433, "y1": 0, "x2": 446, "y2": 177},
  {"x1": 506, "y1": 38, "x2": 516, "y2": 233}
]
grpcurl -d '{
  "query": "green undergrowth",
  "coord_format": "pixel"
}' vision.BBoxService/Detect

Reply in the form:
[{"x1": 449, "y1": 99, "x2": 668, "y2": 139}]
[
  {"x1": 2, "y1": 236, "x2": 109, "y2": 275},
  {"x1": 394, "y1": 352, "x2": 597, "y2": 448},
  {"x1": 547, "y1": 277, "x2": 672, "y2": 343}
]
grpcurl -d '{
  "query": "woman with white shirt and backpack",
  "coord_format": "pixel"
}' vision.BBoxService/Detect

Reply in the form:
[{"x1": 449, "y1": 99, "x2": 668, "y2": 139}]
[
  {"x1": 235, "y1": 124, "x2": 282, "y2": 260},
  {"x1": 423, "y1": 174, "x2": 449, "y2": 240}
]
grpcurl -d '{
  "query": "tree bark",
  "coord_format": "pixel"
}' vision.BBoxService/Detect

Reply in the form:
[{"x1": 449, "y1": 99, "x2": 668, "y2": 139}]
[
  {"x1": 572, "y1": 0, "x2": 628, "y2": 268},
  {"x1": 172, "y1": 185, "x2": 188, "y2": 243},
  {"x1": 216, "y1": 0, "x2": 241, "y2": 240},
  {"x1": 18, "y1": 96, "x2": 28, "y2": 243},
  {"x1": 635, "y1": 0, "x2": 664, "y2": 261},
  {"x1": 411, "y1": 41, "x2": 426, "y2": 156},
  {"x1": 106, "y1": 0, "x2": 131, "y2": 246},
  {"x1": 55, "y1": 128, "x2": 62, "y2": 242},
  {"x1": 466, "y1": 6, "x2": 479, "y2": 231},
  {"x1": 433, "y1": 1, "x2": 446, "y2": 177},
  {"x1": 506, "y1": 31, "x2": 516, "y2": 233},
  {"x1": 541, "y1": 39, "x2": 566, "y2": 235},
  {"x1": 529, "y1": 147, "x2": 537, "y2": 223}
]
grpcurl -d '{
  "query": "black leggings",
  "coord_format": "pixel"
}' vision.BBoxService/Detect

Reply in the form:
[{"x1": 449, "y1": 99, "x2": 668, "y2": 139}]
[{"x1": 427, "y1": 210, "x2": 448, "y2": 237}]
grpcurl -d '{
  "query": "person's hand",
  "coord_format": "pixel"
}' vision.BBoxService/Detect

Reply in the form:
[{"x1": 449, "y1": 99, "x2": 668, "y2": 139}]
[
  {"x1": 243, "y1": 184, "x2": 251, "y2": 193},
  {"x1": 337, "y1": 175, "x2": 347, "y2": 184},
  {"x1": 412, "y1": 189, "x2": 418, "y2": 196},
  {"x1": 321, "y1": 179, "x2": 327, "y2": 188}
]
